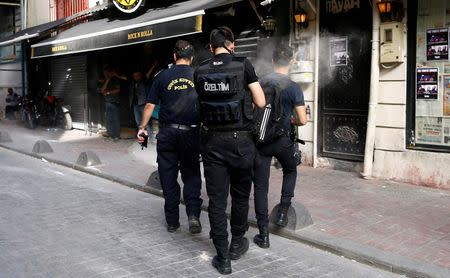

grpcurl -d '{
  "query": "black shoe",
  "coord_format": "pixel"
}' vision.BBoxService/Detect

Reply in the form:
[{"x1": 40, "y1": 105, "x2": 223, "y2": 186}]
[
  {"x1": 229, "y1": 237, "x2": 249, "y2": 260},
  {"x1": 212, "y1": 255, "x2": 232, "y2": 275},
  {"x1": 253, "y1": 233, "x2": 270, "y2": 249},
  {"x1": 188, "y1": 215, "x2": 202, "y2": 234},
  {"x1": 167, "y1": 223, "x2": 180, "y2": 233},
  {"x1": 276, "y1": 205, "x2": 290, "y2": 227}
]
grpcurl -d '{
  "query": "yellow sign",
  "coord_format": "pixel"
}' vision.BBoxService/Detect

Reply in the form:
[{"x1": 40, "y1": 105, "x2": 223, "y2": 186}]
[
  {"x1": 113, "y1": 0, "x2": 143, "y2": 13},
  {"x1": 51, "y1": 45, "x2": 67, "y2": 53},
  {"x1": 127, "y1": 29, "x2": 153, "y2": 40}
]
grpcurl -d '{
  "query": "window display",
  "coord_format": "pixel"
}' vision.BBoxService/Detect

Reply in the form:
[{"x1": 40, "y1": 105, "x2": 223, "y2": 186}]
[{"x1": 415, "y1": 0, "x2": 450, "y2": 148}]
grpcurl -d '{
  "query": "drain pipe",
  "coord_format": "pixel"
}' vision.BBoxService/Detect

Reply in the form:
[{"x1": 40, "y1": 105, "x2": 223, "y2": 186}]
[{"x1": 362, "y1": 4, "x2": 380, "y2": 178}]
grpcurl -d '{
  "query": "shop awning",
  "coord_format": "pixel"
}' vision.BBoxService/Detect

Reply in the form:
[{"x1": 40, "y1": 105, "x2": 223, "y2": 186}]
[
  {"x1": 0, "y1": 3, "x2": 108, "y2": 47},
  {"x1": 31, "y1": 0, "x2": 242, "y2": 59}
]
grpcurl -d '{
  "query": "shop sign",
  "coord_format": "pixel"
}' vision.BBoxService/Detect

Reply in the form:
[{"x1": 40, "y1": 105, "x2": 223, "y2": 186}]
[
  {"x1": 325, "y1": 0, "x2": 360, "y2": 14},
  {"x1": 112, "y1": 0, "x2": 144, "y2": 14},
  {"x1": 127, "y1": 29, "x2": 153, "y2": 40},
  {"x1": 51, "y1": 45, "x2": 67, "y2": 53}
]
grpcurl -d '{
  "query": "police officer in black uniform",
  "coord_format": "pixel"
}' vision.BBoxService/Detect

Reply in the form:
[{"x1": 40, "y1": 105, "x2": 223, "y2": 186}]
[
  {"x1": 194, "y1": 26, "x2": 265, "y2": 275},
  {"x1": 137, "y1": 40, "x2": 202, "y2": 234},
  {"x1": 253, "y1": 44, "x2": 307, "y2": 248}
]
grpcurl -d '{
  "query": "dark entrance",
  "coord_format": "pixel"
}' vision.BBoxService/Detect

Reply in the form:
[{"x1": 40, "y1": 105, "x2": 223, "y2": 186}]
[{"x1": 318, "y1": 0, "x2": 372, "y2": 161}]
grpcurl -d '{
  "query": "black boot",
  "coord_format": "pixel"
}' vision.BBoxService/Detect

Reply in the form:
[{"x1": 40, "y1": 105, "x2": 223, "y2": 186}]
[
  {"x1": 253, "y1": 225, "x2": 270, "y2": 248},
  {"x1": 229, "y1": 237, "x2": 249, "y2": 260},
  {"x1": 276, "y1": 203, "x2": 290, "y2": 227},
  {"x1": 212, "y1": 255, "x2": 232, "y2": 275},
  {"x1": 212, "y1": 239, "x2": 232, "y2": 274}
]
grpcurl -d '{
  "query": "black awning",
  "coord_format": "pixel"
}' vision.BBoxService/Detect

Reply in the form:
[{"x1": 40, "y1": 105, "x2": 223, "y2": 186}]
[
  {"x1": 0, "y1": 19, "x2": 65, "y2": 47},
  {"x1": 0, "y1": 3, "x2": 108, "y2": 47},
  {"x1": 31, "y1": 0, "x2": 241, "y2": 59}
]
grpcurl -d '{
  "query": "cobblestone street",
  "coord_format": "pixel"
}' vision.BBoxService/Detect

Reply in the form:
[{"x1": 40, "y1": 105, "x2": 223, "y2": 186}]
[{"x1": 0, "y1": 148, "x2": 401, "y2": 278}]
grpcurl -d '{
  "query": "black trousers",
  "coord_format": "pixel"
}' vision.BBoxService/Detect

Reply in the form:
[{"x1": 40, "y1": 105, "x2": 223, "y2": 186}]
[
  {"x1": 253, "y1": 136, "x2": 297, "y2": 227},
  {"x1": 156, "y1": 127, "x2": 203, "y2": 226},
  {"x1": 200, "y1": 131, "x2": 256, "y2": 256}
]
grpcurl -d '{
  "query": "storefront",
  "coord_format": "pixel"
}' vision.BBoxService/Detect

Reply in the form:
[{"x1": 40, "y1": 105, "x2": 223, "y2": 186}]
[
  {"x1": 407, "y1": 0, "x2": 450, "y2": 152},
  {"x1": 27, "y1": 0, "x2": 269, "y2": 131}
]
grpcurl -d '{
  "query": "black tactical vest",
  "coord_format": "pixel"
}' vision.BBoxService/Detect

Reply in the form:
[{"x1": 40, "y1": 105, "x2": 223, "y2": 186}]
[{"x1": 195, "y1": 57, "x2": 253, "y2": 131}]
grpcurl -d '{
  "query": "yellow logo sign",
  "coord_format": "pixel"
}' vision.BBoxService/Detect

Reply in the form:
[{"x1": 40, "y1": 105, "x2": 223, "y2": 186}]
[
  {"x1": 113, "y1": 0, "x2": 143, "y2": 13},
  {"x1": 127, "y1": 29, "x2": 153, "y2": 40},
  {"x1": 51, "y1": 45, "x2": 67, "y2": 53}
]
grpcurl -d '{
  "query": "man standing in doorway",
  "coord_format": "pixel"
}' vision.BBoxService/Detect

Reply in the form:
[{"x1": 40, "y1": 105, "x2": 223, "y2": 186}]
[
  {"x1": 100, "y1": 65, "x2": 122, "y2": 141},
  {"x1": 137, "y1": 40, "x2": 203, "y2": 234},
  {"x1": 253, "y1": 44, "x2": 307, "y2": 248},
  {"x1": 194, "y1": 26, "x2": 265, "y2": 275},
  {"x1": 129, "y1": 63, "x2": 158, "y2": 131}
]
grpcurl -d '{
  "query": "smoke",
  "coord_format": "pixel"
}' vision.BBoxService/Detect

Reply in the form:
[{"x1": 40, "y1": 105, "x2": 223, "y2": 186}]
[
  {"x1": 316, "y1": 29, "x2": 367, "y2": 88},
  {"x1": 251, "y1": 36, "x2": 290, "y2": 77}
]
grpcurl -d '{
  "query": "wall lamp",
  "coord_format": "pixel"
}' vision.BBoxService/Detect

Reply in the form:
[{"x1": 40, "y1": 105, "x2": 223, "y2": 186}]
[
  {"x1": 376, "y1": 0, "x2": 404, "y2": 22},
  {"x1": 262, "y1": 16, "x2": 276, "y2": 36},
  {"x1": 294, "y1": 7, "x2": 308, "y2": 29}
]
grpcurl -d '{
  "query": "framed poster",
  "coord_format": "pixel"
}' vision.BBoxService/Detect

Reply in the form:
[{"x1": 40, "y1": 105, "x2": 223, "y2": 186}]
[
  {"x1": 444, "y1": 118, "x2": 450, "y2": 145},
  {"x1": 417, "y1": 67, "x2": 439, "y2": 100},
  {"x1": 416, "y1": 117, "x2": 443, "y2": 145},
  {"x1": 426, "y1": 28, "x2": 449, "y2": 61},
  {"x1": 330, "y1": 37, "x2": 348, "y2": 66},
  {"x1": 443, "y1": 75, "x2": 450, "y2": 116}
]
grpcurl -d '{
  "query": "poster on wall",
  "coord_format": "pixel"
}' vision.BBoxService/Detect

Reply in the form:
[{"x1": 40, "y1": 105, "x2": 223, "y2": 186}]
[
  {"x1": 330, "y1": 37, "x2": 348, "y2": 66},
  {"x1": 417, "y1": 68, "x2": 439, "y2": 100},
  {"x1": 444, "y1": 118, "x2": 450, "y2": 145},
  {"x1": 416, "y1": 117, "x2": 443, "y2": 145},
  {"x1": 426, "y1": 28, "x2": 449, "y2": 61},
  {"x1": 443, "y1": 75, "x2": 450, "y2": 116}
]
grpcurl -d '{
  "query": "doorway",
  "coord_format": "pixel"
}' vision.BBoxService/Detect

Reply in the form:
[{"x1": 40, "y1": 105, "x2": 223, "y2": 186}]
[{"x1": 318, "y1": 0, "x2": 372, "y2": 161}]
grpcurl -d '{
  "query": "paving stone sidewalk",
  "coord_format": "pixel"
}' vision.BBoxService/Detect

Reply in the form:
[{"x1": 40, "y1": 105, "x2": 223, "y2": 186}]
[{"x1": 0, "y1": 120, "x2": 449, "y2": 278}]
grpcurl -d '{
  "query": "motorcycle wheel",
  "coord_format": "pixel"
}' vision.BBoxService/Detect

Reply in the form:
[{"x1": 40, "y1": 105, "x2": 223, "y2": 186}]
[
  {"x1": 63, "y1": 112, "x2": 72, "y2": 130},
  {"x1": 26, "y1": 112, "x2": 36, "y2": 129}
]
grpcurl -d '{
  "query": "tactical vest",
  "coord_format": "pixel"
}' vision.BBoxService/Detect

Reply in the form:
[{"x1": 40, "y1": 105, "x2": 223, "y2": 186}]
[{"x1": 195, "y1": 57, "x2": 253, "y2": 131}]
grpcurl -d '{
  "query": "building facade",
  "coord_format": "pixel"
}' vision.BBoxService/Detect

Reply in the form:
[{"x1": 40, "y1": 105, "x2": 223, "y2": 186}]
[{"x1": 1, "y1": 0, "x2": 449, "y2": 189}]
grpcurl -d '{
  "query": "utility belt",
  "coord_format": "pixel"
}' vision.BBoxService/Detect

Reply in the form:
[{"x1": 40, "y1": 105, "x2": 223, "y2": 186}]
[
  {"x1": 201, "y1": 127, "x2": 253, "y2": 139},
  {"x1": 159, "y1": 122, "x2": 198, "y2": 131}
]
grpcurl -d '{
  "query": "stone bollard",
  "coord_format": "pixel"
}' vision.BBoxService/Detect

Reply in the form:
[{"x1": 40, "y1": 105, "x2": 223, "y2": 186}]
[
  {"x1": 269, "y1": 202, "x2": 313, "y2": 231},
  {"x1": 76, "y1": 151, "x2": 101, "y2": 167},
  {"x1": 32, "y1": 140, "x2": 53, "y2": 154},
  {"x1": 146, "y1": 170, "x2": 161, "y2": 190},
  {"x1": 0, "y1": 131, "x2": 12, "y2": 143}
]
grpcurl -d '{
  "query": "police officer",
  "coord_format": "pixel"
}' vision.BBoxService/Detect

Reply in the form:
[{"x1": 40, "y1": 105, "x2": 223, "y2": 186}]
[
  {"x1": 253, "y1": 44, "x2": 307, "y2": 248},
  {"x1": 137, "y1": 40, "x2": 202, "y2": 234},
  {"x1": 194, "y1": 26, "x2": 265, "y2": 275}
]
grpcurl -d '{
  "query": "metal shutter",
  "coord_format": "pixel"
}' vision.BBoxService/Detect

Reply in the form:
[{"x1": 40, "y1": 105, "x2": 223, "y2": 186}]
[{"x1": 50, "y1": 55, "x2": 87, "y2": 129}]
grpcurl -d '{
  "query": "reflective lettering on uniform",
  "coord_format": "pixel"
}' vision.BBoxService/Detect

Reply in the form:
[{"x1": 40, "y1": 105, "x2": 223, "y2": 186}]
[
  {"x1": 204, "y1": 82, "x2": 230, "y2": 92},
  {"x1": 167, "y1": 78, "x2": 195, "y2": 91}
]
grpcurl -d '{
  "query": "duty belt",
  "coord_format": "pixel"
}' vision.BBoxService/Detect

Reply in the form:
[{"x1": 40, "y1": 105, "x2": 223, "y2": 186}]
[
  {"x1": 159, "y1": 122, "x2": 198, "y2": 131},
  {"x1": 201, "y1": 128, "x2": 253, "y2": 139}
]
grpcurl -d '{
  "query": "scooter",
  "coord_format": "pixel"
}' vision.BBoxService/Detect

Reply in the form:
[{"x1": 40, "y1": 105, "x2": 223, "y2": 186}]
[{"x1": 39, "y1": 93, "x2": 73, "y2": 130}]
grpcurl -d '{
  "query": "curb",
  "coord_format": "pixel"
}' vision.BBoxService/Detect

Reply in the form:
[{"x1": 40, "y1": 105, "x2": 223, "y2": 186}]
[{"x1": 1, "y1": 143, "x2": 448, "y2": 278}]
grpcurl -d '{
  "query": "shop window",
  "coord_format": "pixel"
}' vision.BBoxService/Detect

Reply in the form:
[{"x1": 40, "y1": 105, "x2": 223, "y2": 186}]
[
  {"x1": 0, "y1": 6, "x2": 17, "y2": 62},
  {"x1": 408, "y1": 0, "x2": 450, "y2": 151}
]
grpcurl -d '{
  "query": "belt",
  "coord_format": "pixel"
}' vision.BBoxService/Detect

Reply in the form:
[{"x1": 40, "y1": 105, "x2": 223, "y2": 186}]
[
  {"x1": 160, "y1": 123, "x2": 198, "y2": 130},
  {"x1": 202, "y1": 129, "x2": 253, "y2": 139}
]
